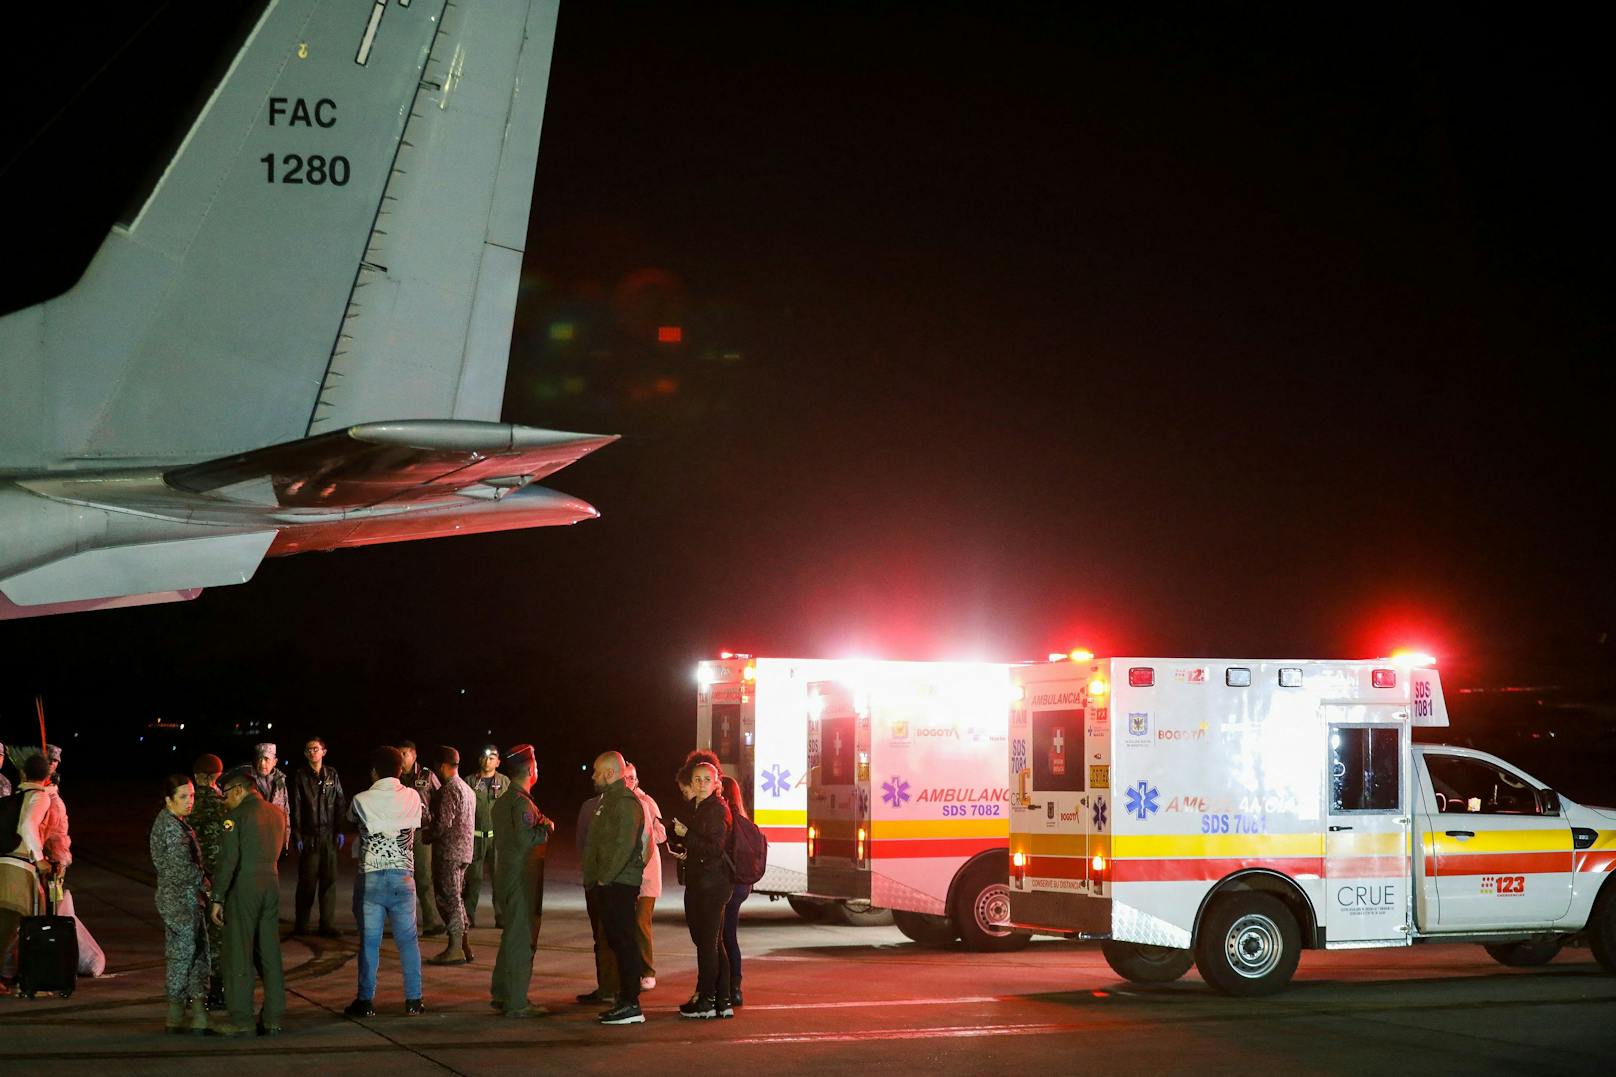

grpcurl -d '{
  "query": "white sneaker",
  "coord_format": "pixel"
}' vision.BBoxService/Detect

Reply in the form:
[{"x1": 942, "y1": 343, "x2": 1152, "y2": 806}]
[{"x1": 639, "y1": 976, "x2": 656, "y2": 990}]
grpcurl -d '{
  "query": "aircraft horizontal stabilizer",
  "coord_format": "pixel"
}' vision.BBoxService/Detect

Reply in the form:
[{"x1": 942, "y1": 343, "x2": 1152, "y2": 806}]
[
  {"x1": 0, "y1": 420, "x2": 615, "y2": 617},
  {"x1": 167, "y1": 420, "x2": 617, "y2": 510}
]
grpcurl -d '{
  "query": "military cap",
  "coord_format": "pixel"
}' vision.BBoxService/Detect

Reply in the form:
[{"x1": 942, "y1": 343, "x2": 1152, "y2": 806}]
[
  {"x1": 435, "y1": 745, "x2": 460, "y2": 767},
  {"x1": 505, "y1": 743, "x2": 536, "y2": 772},
  {"x1": 221, "y1": 769, "x2": 256, "y2": 793},
  {"x1": 46, "y1": 743, "x2": 62, "y2": 762},
  {"x1": 193, "y1": 753, "x2": 224, "y2": 776},
  {"x1": 253, "y1": 742, "x2": 276, "y2": 760}
]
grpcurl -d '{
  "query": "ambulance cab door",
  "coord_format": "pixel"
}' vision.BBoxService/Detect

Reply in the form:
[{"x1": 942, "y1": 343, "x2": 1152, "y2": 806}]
[
  {"x1": 1324, "y1": 719, "x2": 1412, "y2": 945},
  {"x1": 1416, "y1": 749, "x2": 1574, "y2": 929}
]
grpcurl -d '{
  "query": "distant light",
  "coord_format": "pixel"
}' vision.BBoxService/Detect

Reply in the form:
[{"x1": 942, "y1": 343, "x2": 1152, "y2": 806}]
[
  {"x1": 654, "y1": 377, "x2": 678, "y2": 395},
  {"x1": 548, "y1": 322, "x2": 575, "y2": 341},
  {"x1": 268, "y1": 723, "x2": 274, "y2": 729},
  {"x1": 657, "y1": 325, "x2": 682, "y2": 343}
]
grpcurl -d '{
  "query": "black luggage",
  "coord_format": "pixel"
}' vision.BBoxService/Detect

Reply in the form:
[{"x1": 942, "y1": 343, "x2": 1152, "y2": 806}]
[{"x1": 18, "y1": 890, "x2": 77, "y2": 998}]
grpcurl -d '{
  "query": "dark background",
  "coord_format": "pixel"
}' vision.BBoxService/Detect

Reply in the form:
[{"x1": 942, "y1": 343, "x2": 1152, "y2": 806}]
[{"x1": 2, "y1": 4, "x2": 1611, "y2": 816}]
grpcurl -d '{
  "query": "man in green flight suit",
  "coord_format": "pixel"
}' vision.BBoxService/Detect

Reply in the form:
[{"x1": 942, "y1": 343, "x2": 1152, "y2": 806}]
[
  {"x1": 209, "y1": 769, "x2": 289, "y2": 1036},
  {"x1": 189, "y1": 754, "x2": 229, "y2": 1010},
  {"x1": 489, "y1": 743, "x2": 555, "y2": 1017}
]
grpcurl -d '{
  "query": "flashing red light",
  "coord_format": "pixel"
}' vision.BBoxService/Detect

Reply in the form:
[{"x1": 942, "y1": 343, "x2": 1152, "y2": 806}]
[
  {"x1": 657, "y1": 325, "x2": 683, "y2": 343},
  {"x1": 1128, "y1": 667, "x2": 1154, "y2": 687},
  {"x1": 807, "y1": 825, "x2": 817, "y2": 861},
  {"x1": 1011, "y1": 850, "x2": 1027, "y2": 886},
  {"x1": 1372, "y1": 668, "x2": 1397, "y2": 689}
]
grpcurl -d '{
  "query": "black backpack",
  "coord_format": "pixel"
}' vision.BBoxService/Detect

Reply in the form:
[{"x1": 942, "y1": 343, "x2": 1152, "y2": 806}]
[
  {"x1": 726, "y1": 812, "x2": 768, "y2": 886},
  {"x1": 0, "y1": 791, "x2": 25, "y2": 858}
]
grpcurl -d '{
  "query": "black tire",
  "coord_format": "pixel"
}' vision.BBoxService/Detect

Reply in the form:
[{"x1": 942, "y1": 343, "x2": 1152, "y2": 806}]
[
  {"x1": 787, "y1": 895, "x2": 831, "y2": 923},
  {"x1": 1588, "y1": 888, "x2": 1616, "y2": 974},
  {"x1": 893, "y1": 909, "x2": 958, "y2": 947},
  {"x1": 1101, "y1": 939, "x2": 1194, "y2": 984},
  {"x1": 834, "y1": 899, "x2": 894, "y2": 927},
  {"x1": 1193, "y1": 893, "x2": 1301, "y2": 997},
  {"x1": 953, "y1": 860, "x2": 1033, "y2": 952},
  {"x1": 1483, "y1": 938, "x2": 1562, "y2": 967}
]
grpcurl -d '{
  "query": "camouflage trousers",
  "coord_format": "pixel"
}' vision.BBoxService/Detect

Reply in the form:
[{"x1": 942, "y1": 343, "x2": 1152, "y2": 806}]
[
  {"x1": 433, "y1": 857, "x2": 468, "y2": 937},
  {"x1": 162, "y1": 904, "x2": 210, "y2": 1003}
]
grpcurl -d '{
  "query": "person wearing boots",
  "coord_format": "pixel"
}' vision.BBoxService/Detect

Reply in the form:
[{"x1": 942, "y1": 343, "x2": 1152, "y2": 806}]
[
  {"x1": 489, "y1": 744, "x2": 555, "y2": 1017},
  {"x1": 210, "y1": 770, "x2": 288, "y2": 1036},
  {"x1": 427, "y1": 746, "x2": 475, "y2": 965},
  {"x1": 462, "y1": 745, "x2": 508, "y2": 929},
  {"x1": 672, "y1": 761, "x2": 733, "y2": 1020},
  {"x1": 149, "y1": 774, "x2": 211, "y2": 1035},
  {"x1": 289, "y1": 736, "x2": 348, "y2": 937},
  {"x1": 189, "y1": 754, "x2": 229, "y2": 1010},
  {"x1": 396, "y1": 741, "x2": 443, "y2": 937}
]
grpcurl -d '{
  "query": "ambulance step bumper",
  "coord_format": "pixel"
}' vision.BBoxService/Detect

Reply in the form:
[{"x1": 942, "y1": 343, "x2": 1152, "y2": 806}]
[{"x1": 1008, "y1": 890, "x2": 1111, "y2": 935}]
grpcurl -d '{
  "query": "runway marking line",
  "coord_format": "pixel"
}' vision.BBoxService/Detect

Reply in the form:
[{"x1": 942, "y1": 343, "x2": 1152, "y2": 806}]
[
  {"x1": 745, "y1": 995, "x2": 1001, "y2": 1011},
  {"x1": 730, "y1": 1021, "x2": 1077, "y2": 1044}
]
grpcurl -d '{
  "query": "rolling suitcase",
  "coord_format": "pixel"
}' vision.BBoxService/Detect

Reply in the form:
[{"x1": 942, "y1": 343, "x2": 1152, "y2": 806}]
[{"x1": 18, "y1": 882, "x2": 78, "y2": 998}]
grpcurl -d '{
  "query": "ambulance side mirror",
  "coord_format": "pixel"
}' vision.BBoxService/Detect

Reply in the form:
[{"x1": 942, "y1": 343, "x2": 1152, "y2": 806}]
[{"x1": 1539, "y1": 788, "x2": 1561, "y2": 816}]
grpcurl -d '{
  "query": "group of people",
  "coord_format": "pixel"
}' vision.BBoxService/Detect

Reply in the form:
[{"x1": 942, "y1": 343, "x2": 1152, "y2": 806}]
[{"x1": 143, "y1": 737, "x2": 754, "y2": 1033}]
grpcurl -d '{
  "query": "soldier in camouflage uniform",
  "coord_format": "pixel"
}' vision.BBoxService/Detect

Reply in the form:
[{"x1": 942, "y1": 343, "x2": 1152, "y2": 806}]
[
  {"x1": 189, "y1": 754, "x2": 228, "y2": 1008},
  {"x1": 397, "y1": 741, "x2": 443, "y2": 935},
  {"x1": 150, "y1": 774, "x2": 210, "y2": 1034}
]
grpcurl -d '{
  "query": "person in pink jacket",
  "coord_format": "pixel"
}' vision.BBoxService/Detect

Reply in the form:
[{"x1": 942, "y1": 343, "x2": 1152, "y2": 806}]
[{"x1": 623, "y1": 763, "x2": 665, "y2": 992}]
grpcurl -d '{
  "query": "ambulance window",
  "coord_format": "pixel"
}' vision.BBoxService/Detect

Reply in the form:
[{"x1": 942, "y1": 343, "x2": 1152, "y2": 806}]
[
  {"x1": 712, "y1": 703, "x2": 741, "y2": 764},
  {"x1": 1032, "y1": 709, "x2": 1085, "y2": 792},
  {"x1": 1330, "y1": 726, "x2": 1400, "y2": 812},
  {"x1": 822, "y1": 715, "x2": 857, "y2": 785},
  {"x1": 1226, "y1": 667, "x2": 1252, "y2": 687},
  {"x1": 1422, "y1": 755, "x2": 1546, "y2": 816}
]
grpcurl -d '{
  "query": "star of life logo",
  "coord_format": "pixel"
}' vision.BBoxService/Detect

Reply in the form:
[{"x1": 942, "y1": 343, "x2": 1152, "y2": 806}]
[
  {"x1": 762, "y1": 764, "x2": 792, "y2": 798},
  {"x1": 1124, "y1": 781, "x2": 1160, "y2": 820},
  {"x1": 1092, "y1": 798, "x2": 1108, "y2": 830},
  {"x1": 881, "y1": 776, "x2": 911, "y2": 808}
]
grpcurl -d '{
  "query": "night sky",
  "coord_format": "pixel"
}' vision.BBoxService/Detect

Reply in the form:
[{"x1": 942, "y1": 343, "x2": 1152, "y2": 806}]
[{"x1": 2, "y1": 6, "x2": 1610, "y2": 804}]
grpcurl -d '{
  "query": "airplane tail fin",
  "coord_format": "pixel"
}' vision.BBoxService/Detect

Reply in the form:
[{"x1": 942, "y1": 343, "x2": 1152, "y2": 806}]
[{"x1": 0, "y1": 0, "x2": 561, "y2": 471}]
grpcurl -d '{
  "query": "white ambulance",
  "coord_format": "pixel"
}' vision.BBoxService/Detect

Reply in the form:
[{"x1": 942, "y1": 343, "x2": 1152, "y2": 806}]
[
  {"x1": 1007, "y1": 655, "x2": 1616, "y2": 995},
  {"x1": 695, "y1": 655, "x2": 871, "y2": 921},
  {"x1": 805, "y1": 660, "x2": 1031, "y2": 950}
]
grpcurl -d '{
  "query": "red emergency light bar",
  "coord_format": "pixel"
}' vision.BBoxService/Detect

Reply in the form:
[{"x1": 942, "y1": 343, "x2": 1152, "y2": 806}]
[{"x1": 1372, "y1": 668, "x2": 1397, "y2": 688}]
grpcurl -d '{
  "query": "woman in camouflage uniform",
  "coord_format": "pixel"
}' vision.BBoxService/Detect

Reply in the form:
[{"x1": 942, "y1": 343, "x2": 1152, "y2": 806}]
[{"x1": 149, "y1": 774, "x2": 210, "y2": 1034}]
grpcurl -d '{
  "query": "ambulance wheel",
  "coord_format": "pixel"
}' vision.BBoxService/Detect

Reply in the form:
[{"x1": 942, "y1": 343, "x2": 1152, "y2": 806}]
[
  {"x1": 953, "y1": 862, "x2": 1032, "y2": 952},
  {"x1": 1483, "y1": 938, "x2": 1562, "y2": 967},
  {"x1": 1193, "y1": 893, "x2": 1300, "y2": 997},
  {"x1": 1101, "y1": 940, "x2": 1194, "y2": 984},
  {"x1": 1587, "y1": 888, "x2": 1616, "y2": 973},
  {"x1": 787, "y1": 896, "x2": 832, "y2": 923},
  {"x1": 835, "y1": 899, "x2": 894, "y2": 927},
  {"x1": 893, "y1": 910, "x2": 959, "y2": 947}
]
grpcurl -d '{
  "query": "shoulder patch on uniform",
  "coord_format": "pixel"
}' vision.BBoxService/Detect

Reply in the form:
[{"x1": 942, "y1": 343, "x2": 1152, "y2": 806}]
[{"x1": 223, "y1": 819, "x2": 235, "y2": 830}]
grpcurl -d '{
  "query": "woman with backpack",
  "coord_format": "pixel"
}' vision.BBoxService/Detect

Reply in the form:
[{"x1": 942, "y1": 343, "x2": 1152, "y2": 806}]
[
  {"x1": 718, "y1": 775, "x2": 753, "y2": 1007},
  {"x1": 669, "y1": 760, "x2": 733, "y2": 1018}
]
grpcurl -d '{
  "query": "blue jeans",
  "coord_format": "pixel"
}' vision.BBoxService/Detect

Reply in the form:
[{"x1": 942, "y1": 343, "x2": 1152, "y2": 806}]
[{"x1": 354, "y1": 869, "x2": 422, "y2": 1001}]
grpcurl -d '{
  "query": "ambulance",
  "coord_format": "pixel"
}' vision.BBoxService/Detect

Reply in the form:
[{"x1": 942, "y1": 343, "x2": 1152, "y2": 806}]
[
  {"x1": 695, "y1": 655, "x2": 867, "y2": 920},
  {"x1": 1007, "y1": 654, "x2": 1616, "y2": 995},
  {"x1": 805, "y1": 660, "x2": 1031, "y2": 950}
]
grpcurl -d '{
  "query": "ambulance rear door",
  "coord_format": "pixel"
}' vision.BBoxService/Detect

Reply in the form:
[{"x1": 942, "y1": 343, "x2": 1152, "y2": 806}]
[
  {"x1": 806, "y1": 678, "x2": 871, "y2": 901},
  {"x1": 696, "y1": 658, "x2": 748, "y2": 784}
]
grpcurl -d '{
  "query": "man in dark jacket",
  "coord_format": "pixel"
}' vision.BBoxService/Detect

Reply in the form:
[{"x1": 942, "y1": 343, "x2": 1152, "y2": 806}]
[
  {"x1": 582, "y1": 751, "x2": 646, "y2": 1025},
  {"x1": 289, "y1": 736, "x2": 348, "y2": 936}
]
